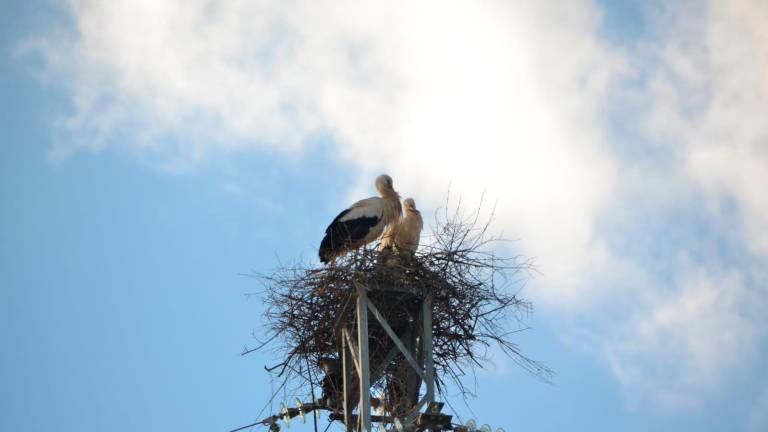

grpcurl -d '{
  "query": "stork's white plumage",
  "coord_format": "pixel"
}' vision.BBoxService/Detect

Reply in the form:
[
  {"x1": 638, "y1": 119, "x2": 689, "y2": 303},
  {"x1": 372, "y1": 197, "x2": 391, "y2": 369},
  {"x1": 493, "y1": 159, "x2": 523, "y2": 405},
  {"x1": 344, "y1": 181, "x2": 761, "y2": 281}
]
[
  {"x1": 380, "y1": 198, "x2": 423, "y2": 254},
  {"x1": 319, "y1": 174, "x2": 401, "y2": 263}
]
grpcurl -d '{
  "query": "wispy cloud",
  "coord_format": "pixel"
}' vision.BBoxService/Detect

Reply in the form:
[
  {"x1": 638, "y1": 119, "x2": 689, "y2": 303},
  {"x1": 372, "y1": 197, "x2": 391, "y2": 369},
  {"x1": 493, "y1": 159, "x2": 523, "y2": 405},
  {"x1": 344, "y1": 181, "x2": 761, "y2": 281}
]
[
  {"x1": 22, "y1": 0, "x2": 768, "y2": 412},
  {"x1": 605, "y1": 264, "x2": 765, "y2": 410},
  {"x1": 597, "y1": 0, "x2": 768, "y2": 409}
]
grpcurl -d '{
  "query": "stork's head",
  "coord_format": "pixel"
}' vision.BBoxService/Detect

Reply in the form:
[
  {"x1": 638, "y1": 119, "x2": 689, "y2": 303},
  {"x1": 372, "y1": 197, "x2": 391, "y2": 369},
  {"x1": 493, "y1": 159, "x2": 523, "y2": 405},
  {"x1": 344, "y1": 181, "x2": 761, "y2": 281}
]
[
  {"x1": 403, "y1": 198, "x2": 417, "y2": 211},
  {"x1": 375, "y1": 174, "x2": 395, "y2": 195}
]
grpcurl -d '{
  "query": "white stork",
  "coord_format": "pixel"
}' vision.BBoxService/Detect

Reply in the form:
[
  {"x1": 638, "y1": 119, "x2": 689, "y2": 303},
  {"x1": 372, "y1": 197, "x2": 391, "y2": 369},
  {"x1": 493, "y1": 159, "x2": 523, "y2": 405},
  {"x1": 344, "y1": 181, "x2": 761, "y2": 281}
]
[
  {"x1": 319, "y1": 174, "x2": 402, "y2": 263},
  {"x1": 380, "y1": 198, "x2": 423, "y2": 254}
]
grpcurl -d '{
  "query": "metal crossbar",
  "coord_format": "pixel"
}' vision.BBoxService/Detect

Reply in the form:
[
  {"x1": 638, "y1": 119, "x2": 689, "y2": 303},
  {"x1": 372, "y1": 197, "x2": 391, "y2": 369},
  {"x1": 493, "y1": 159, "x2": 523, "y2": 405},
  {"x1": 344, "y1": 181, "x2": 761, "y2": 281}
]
[{"x1": 366, "y1": 299, "x2": 427, "y2": 382}]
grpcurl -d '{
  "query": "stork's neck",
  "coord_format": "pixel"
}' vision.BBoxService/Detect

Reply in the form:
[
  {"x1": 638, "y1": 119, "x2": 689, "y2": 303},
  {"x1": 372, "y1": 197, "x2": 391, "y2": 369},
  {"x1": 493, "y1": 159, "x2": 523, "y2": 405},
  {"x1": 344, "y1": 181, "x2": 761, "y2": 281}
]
[
  {"x1": 379, "y1": 190, "x2": 402, "y2": 223},
  {"x1": 379, "y1": 189, "x2": 400, "y2": 200}
]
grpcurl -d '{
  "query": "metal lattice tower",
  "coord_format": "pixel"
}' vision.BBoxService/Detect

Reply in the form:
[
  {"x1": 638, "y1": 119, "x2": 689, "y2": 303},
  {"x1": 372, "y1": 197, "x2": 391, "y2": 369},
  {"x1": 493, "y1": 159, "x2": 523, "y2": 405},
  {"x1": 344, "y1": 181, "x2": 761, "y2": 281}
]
[{"x1": 333, "y1": 280, "x2": 441, "y2": 432}]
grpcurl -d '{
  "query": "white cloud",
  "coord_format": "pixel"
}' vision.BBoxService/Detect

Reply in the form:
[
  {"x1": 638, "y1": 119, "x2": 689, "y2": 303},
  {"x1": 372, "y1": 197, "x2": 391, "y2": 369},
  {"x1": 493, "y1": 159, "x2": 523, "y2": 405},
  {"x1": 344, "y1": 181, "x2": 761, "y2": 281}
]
[
  {"x1": 28, "y1": 0, "x2": 624, "y2": 301},
  {"x1": 641, "y1": 0, "x2": 768, "y2": 258},
  {"x1": 24, "y1": 0, "x2": 768, "y2": 413}
]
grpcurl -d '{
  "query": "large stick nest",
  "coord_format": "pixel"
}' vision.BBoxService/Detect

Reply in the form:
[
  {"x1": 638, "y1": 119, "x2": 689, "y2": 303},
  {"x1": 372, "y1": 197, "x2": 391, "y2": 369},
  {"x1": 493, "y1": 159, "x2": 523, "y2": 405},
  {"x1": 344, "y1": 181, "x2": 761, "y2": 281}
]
[{"x1": 247, "y1": 201, "x2": 552, "y2": 412}]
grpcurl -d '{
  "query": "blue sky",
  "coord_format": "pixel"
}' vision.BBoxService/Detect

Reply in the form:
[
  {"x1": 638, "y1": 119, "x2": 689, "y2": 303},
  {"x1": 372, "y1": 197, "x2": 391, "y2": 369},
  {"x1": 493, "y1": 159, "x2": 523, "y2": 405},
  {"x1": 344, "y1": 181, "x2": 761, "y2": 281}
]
[{"x1": 2, "y1": 1, "x2": 767, "y2": 431}]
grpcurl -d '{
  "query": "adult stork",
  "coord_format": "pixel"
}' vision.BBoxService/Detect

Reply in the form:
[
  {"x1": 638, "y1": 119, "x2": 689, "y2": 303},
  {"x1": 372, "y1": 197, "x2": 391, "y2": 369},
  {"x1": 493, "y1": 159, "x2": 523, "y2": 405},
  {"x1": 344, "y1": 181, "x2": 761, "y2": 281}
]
[
  {"x1": 380, "y1": 198, "x2": 423, "y2": 254},
  {"x1": 318, "y1": 174, "x2": 402, "y2": 263}
]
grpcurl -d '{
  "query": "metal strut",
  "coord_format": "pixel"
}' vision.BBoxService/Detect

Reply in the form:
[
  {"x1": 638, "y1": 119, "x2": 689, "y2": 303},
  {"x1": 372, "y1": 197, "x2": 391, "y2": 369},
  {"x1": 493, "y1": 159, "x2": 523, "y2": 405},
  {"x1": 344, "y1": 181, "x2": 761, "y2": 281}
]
[{"x1": 339, "y1": 282, "x2": 436, "y2": 432}]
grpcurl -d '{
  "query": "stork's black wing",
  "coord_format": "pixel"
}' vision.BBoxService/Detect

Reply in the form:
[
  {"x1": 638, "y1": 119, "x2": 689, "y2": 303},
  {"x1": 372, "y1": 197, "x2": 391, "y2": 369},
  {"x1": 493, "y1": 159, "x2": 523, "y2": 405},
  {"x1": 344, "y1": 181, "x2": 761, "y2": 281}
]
[{"x1": 319, "y1": 199, "x2": 382, "y2": 263}]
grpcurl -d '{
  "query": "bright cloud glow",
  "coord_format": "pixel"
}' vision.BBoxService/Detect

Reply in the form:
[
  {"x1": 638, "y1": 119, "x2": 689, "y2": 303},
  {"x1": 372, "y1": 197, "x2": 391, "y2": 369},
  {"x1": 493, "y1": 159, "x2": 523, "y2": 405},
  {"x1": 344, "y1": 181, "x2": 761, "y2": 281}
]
[
  {"x1": 26, "y1": 0, "x2": 625, "y2": 301},
  {"x1": 24, "y1": 0, "x2": 768, "y2": 412}
]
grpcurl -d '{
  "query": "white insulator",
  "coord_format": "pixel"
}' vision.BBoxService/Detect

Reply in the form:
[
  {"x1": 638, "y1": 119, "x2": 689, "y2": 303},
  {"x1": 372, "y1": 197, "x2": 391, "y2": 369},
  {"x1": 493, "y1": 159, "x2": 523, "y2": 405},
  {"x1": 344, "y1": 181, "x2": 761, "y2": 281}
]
[
  {"x1": 294, "y1": 398, "x2": 306, "y2": 423},
  {"x1": 280, "y1": 402, "x2": 291, "y2": 428},
  {"x1": 466, "y1": 419, "x2": 477, "y2": 432}
]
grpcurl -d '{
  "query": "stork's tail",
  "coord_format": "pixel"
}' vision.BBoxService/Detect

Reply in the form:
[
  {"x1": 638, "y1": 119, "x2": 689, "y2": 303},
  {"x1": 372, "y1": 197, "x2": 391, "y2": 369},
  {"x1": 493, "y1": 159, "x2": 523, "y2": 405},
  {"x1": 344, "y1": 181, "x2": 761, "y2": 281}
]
[{"x1": 318, "y1": 235, "x2": 335, "y2": 264}]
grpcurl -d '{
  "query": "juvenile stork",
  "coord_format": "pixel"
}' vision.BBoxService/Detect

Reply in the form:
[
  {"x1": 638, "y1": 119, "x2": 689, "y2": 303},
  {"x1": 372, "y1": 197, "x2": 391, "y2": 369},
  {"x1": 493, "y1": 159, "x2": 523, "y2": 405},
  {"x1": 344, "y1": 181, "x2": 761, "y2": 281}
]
[
  {"x1": 380, "y1": 198, "x2": 423, "y2": 255},
  {"x1": 319, "y1": 174, "x2": 402, "y2": 263}
]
